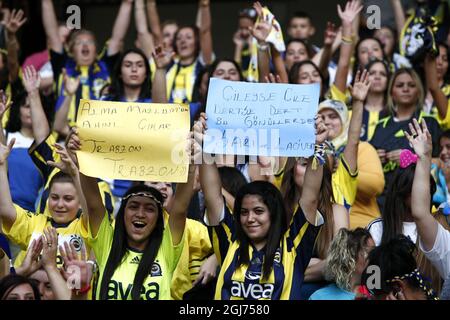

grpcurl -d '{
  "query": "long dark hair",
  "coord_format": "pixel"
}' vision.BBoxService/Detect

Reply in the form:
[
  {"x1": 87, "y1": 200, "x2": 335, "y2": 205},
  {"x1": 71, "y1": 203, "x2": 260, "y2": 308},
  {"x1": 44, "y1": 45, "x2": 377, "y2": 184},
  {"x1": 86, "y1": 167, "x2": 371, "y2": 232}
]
[
  {"x1": 353, "y1": 37, "x2": 386, "y2": 80},
  {"x1": 233, "y1": 181, "x2": 287, "y2": 280},
  {"x1": 107, "y1": 48, "x2": 152, "y2": 102},
  {"x1": 381, "y1": 165, "x2": 436, "y2": 245},
  {"x1": 0, "y1": 274, "x2": 40, "y2": 300},
  {"x1": 5, "y1": 88, "x2": 54, "y2": 133},
  {"x1": 99, "y1": 184, "x2": 165, "y2": 300},
  {"x1": 288, "y1": 60, "x2": 328, "y2": 100},
  {"x1": 280, "y1": 157, "x2": 335, "y2": 259}
]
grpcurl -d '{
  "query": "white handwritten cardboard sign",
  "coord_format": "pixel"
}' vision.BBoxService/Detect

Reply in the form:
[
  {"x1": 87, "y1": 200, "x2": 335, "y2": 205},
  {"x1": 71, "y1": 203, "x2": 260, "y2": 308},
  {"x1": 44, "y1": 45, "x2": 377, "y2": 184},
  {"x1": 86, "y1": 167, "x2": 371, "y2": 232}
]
[{"x1": 204, "y1": 78, "x2": 320, "y2": 157}]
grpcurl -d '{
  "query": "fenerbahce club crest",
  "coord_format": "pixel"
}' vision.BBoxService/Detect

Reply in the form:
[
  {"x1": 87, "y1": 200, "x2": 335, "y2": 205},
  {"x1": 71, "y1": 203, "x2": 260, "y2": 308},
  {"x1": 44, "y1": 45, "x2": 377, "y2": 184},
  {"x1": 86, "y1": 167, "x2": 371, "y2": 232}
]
[{"x1": 129, "y1": 257, "x2": 162, "y2": 277}]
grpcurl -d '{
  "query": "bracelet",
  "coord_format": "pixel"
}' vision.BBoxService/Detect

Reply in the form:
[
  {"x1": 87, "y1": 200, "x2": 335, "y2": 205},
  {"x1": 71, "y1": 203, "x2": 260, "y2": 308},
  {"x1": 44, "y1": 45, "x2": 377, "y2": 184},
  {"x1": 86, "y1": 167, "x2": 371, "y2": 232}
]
[
  {"x1": 75, "y1": 284, "x2": 91, "y2": 295},
  {"x1": 86, "y1": 260, "x2": 98, "y2": 274},
  {"x1": 341, "y1": 36, "x2": 353, "y2": 45},
  {"x1": 312, "y1": 143, "x2": 327, "y2": 170}
]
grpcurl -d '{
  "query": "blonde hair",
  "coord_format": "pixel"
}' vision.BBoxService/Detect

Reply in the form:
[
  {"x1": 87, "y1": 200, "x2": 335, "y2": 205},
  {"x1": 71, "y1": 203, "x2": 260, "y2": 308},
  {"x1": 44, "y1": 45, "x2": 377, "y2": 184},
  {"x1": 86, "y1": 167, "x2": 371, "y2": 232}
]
[
  {"x1": 386, "y1": 68, "x2": 424, "y2": 115},
  {"x1": 324, "y1": 228, "x2": 372, "y2": 292}
]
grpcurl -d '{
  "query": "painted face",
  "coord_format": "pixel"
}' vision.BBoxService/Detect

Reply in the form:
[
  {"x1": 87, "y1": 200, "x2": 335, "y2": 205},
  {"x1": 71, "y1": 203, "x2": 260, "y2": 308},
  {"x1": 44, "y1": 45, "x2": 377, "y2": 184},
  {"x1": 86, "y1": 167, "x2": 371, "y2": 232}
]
[
  {"x1": 3, "y1": 284, "x2": 36, "y2": 300},
  {"x1": 294, "y1": 157, "x2": 308, "y2": 188},
  {"x1": 121, "y1": 52, "x2": 147, "y2": 89},
  {"x1": 29, "y1": 270, "x2": 54, "y2": 300},
  {"x1": 240, "y1": 195, "x2": 271, "y2": 249},
  {"x1": 374, "y1": 27, "x2": 395, "y2": 57},
  {"x1": 212, "y1": 61, "x2": 240, "y2": 81},
  {"x1": 19, "y1": 97, "x2": 32, "y2": 129},
  {"x1": 144, "y1": 182, "x2": 174, "y2": 209},
  {"x1": 285, "y1": 41, "x2": 309, "y2": 71},
  {"x1": 319, "y1": 108, "x2": 343, "y2": 140},
  {"x1": 436, "y1": 45, "x2": 449, "y2": 81},
  {"x1": 440, "y1": 136, "x2": 450, "y2": 164},
  {"x1": 162, "y1": 23, "x2": 178, "y2": 51},
  {"x1": 48, "y1": 182, "x2": 80, "y2": 224},
  {"x1": 297, "y1": 63, "x2": 322, "y2": 85},
  {"x1": 175, "y1": 27, "x2": 196, "y2": 60},
  {"x1": 368, "y1": 62, "x2": 388, "y2": 94},
  {"x1": 238, "y1": 17, "x2": 254, "y2": 40},
  {"x1": 391, "y1": 73, "x2": 419, "y2": 107},
  {"x1": 72, "y1": 33, "x2": 97, "y2": 67},
  {"x1": 288, "y1": 17, "x2": 314, "y2": 40},
  {"x1": 124, "y1": 195, "x2": 160, "y2": 251},
  {"x1": 358, "y1": 39, "x2": 383, "y2": 67}
]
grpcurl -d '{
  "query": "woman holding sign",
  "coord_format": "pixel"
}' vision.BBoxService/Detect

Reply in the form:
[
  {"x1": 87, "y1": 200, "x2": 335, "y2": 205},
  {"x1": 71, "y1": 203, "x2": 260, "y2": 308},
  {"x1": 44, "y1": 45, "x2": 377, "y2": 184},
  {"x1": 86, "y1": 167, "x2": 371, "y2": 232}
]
[
  {"x1": 197, "y1": 112, "x2": 327, "y2": 300},
  {"x1": 68, "y1": 130, "x2": 198, "y2": 300}
]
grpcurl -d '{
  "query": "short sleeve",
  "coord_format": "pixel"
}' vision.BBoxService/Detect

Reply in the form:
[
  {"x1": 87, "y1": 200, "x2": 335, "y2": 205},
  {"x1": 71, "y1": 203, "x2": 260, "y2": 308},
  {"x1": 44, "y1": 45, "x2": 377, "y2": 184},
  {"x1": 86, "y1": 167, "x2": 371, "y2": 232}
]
[
  {"x1": 1, "y1": 205, "x2": 42, "y2": 250},
  {"x1": 28, "y1": 134, "x2": 59, "y2": 184},
  {"x1": 419, "y1": 223, "x2": 450, "y2": 280},
  {"x1": 87, "y1": 211, "x2": 114, "y2": 266}
]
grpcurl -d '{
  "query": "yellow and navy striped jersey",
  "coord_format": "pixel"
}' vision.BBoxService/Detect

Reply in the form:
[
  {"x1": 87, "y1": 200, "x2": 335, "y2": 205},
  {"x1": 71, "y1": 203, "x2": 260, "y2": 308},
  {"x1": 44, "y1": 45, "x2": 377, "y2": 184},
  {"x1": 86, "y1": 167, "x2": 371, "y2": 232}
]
[
  {"x1": 165, "y1": 58, "x2": 204, "y2": 104},
  {"x1": 428, "y1": 83, "x2": 450, "y2": 130},
  {"x1": 211, "y1": 205, "x2": 322, "y2": 300},
  {"x1": 2, "y1": 204, "x2": 89, "y2": 268},
  {"x1": 29, "y1": 134, "x2": 114, "y2": 216},
  {"x1": 332, "y1": 154, "x2": 358, "y2": 210},
  {"x1": 88, "y1": 210, "x2": 183, "y2": 300}
]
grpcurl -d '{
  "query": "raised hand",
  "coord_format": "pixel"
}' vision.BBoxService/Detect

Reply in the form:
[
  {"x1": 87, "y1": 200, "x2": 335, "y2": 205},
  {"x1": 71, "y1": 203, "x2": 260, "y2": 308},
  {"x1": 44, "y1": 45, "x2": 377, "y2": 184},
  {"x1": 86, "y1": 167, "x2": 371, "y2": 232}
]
[
  {"x1": 264, "y1": 73, "x2": 282, "y2": 84},
  {"x1": 152, "y1": 45, "x2": 174, "y2": 69},
  {"x1": 250, "y1": 19, "x2": 271, "y2": 44},
  {"x1": 405, "y1": 118, "x2": 433, "y2": 159},
  {"x1": 66, "y1": 128, "x2": 82, "y2": 153},
  {"x1": 0, "y1": 90, "x2": 11, "y2": 121},
  {"x1": 17, "y1": 238, "x2": 44, "y2": 277},
  {"x1": 47, "y1": 143, "x2": 79, "y2": 176},
  {"x1": 4, "y1": 9, "x2": 27, "y2": 34},
  {"x1": 0, "y1": 138, "x2": 15, "y2": 165},
  {"x1": 41, "y1": 227, "x2": 58, "y2": 270},
  {"x1": 63, "y1": 69, "x2": 81, "y2": 97},
  {"x1": 60, "y1": 241, "x2": 93, "y2": 290},
  {"x1": 337, "y1": 0, "x2": 363, "y2": 26},
  {"x1": 324, "y1": 22, "x2": 338, "y2": 46},
  {"x1": 315, "y1": 115, "x2": 329, "y2": 144},
  {"x1": 350, "y1": 69, "x2": 371, "y2": 103},
  {"x1": 22, "y1": 65, "x2": 41, "y2": 94}
]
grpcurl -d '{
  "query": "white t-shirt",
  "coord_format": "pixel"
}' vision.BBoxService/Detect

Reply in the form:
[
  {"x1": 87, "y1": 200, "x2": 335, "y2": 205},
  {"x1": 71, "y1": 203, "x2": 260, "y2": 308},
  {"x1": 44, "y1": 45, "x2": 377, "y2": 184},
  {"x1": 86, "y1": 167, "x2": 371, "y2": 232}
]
[
  {"x1": 367, "y1": 219, "x2": 418, "y2": 246},
  {"x1": 419, "y1": 223, "x2": 450, "y2": 280}
]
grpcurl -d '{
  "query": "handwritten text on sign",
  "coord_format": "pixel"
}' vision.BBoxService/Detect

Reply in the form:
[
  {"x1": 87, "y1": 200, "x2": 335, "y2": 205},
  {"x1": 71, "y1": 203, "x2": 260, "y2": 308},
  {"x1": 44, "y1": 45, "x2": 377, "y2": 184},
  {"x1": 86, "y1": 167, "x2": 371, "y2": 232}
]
[
  {"x1": 76, "y1": 99, "x2": 190, "y2": 182},
  {"x1": 204, "y1": 78, "x2": 320, "y2": 157}
]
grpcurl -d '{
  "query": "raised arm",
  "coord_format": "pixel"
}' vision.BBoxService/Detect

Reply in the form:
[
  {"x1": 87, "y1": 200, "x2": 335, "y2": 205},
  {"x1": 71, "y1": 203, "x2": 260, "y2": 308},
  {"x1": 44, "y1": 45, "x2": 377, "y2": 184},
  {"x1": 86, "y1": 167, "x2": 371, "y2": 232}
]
[
  {"x1": 390, "y1": 0, "x2": 406, "y2": 37},
  {"x1": 108, "y1": 0, "x2": 134, "y2": 56},
  {"x1": 135, "y1": 0, "x2": 155, "y2": 59},
  {"x1": 146, "y1": 0, "x2": 163, "y2": 46},
  {"x1": 334, "y1": 0, "x2": 363, "y2": 93},
  {"x1": 198, "y1": 0, "x2": 213, "y2": 65},
  {"x1": 425, "y1": 53, "x2": 448, "y2": 120},
  {"x1": 0, "y1": 92, "x2": 11, "y2": 145},
  {"x1": 168, "y1": 132, "x2": 199, "y2": 245},
  {"x1": 344, "y1": 69, "x2": 371, "y2": 172},
  {"x1": 197, "y1": 113, "x2": 225, "y2": 226},
  {"x1": 406, "y1": 119, "x2": 438, "y2": 251},
  {"x1": 151, "y1": 46, "x2": 174, "y2": 103},
  {"x1": 0, "y1": 139, "x2": 17, "y2": 235},
  {"x1": 22, "y1": 66, "x2": 50, "y2": 145},
  {"x1": 41, "y1": 0, "x2": 63, "y2": 53},
  {"x1": 5, "y1": 9, "x2": 27, "y2": 83},
  {"x1": 67, "y1": 130, "x2": 106, "y2": 237},
  {"x1": 316, "y1": 22, "x2": 338, "y2": 80},
  {"x1": 53, "y1": 70, "x2": 80, "y2": 136},
  {"x1": 300, "y1": 117, "x2": 328, "y2": 224},
  {"x1": 251, "y1": 2, "x2": 271, "y2": 83}
]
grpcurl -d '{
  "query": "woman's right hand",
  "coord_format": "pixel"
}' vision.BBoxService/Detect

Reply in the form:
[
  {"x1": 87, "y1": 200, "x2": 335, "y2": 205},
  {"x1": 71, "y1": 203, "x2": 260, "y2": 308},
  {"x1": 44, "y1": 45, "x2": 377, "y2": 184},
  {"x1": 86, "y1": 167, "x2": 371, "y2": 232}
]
[
  {"x1": 377, "y1": 149, "x2": 386, "y2": 164},
  {"x1": 47, "y1": 144, "x2": 79, "y2": 176},
  {"x1": 337, "y1": 0, "x2": 363, "y2": 26},
  {"x1": 0, "y1": 138, "x2": 15, "y2": 166},
  {"x1": 0, "y1": 90, "x2": 11, "y2": 121}
]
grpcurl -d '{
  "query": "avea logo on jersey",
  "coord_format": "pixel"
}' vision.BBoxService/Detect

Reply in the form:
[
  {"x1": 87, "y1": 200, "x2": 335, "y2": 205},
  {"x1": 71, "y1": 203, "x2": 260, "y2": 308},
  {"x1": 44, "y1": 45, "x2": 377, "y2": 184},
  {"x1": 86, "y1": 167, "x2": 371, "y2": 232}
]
[
  {"x1": 107, "y1": 280, "x2": 160, "y2": 300},
  {"x1": 230, "y1": 281, "x2": 275, "y2": 299}
]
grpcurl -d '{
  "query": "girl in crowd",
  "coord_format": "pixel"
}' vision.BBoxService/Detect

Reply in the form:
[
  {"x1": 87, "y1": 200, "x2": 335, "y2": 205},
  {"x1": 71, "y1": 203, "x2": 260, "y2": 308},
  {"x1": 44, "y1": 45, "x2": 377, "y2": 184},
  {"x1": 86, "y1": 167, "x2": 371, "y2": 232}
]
[
  {"x1": 198, "y1": 112, "x2": 328, "y2": 300},
  {"x1": 309, "y1": 228, "x2": 374, "y2": 300},
  {"x1": 373, "y1": 26, "x2": 411, "y2": 71},
  {"x1": 68, "y1": 130, "x2": 198, "y2": 300},
  {"x1": 424, "y1": 44, "x2": 450, "y2": 130},
  {"x1": 370, "y1": 68, "x2": 442, "y2": 210},
  {"x1": 0, "y1": 274, "x2": 40, "y2": 300},
  {"x1": 407, "y1": 119, "x2": 450, "y2": 286},
  {"x1": 362, "y1": 235, "x2": 438, "y2": 300}
]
